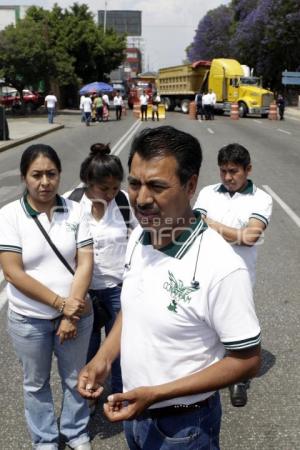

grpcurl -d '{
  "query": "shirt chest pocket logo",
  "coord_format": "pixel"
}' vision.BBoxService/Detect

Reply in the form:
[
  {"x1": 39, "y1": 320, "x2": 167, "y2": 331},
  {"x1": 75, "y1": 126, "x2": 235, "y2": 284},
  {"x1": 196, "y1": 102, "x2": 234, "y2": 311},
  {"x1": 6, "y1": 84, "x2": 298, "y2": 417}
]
[
  {"x1": 65, "y1": 222, "x2": 79, "y2": 233},
  {"x1": 163, "y1": 270, "x2": 199, "y2": 313}
]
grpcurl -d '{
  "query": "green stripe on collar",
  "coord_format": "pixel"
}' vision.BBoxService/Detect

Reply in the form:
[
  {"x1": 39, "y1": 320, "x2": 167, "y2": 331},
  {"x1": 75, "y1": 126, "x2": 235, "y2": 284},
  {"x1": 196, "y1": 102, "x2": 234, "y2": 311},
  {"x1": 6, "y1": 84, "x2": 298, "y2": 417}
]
[
  {"x1": 21, "y1": 194, "x2": 67, "y2": 216},
  {"x1": 217, "y1": 179, "x2": 254, "y2": 195},
  {"x1": 140, "y1": 210, "x2": 207, "y2": 259}
]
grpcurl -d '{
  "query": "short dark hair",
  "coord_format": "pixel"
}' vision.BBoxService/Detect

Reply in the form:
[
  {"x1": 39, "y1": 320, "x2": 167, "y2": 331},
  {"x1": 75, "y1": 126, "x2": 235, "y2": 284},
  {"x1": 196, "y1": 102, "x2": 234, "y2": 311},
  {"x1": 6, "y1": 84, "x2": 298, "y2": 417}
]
[
  {"x1": 218, "y1": 143, "x2": 251, "y2": 169},
  {"x1": 80, "y1": 143, "x2": 124, "y2": 185},
  {"x1": 20, "y1": 144, "x2": 61, "y2": 177},
  {"x1": 128, "y1": 126, "x2": 202, "y2": 184}
]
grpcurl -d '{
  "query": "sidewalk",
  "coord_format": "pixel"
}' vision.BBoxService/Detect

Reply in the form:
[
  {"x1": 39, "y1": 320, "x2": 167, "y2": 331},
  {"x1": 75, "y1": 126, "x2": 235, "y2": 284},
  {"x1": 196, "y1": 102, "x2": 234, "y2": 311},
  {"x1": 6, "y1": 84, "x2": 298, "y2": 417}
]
[
  {"x1": 285, "y1": 106, "x2": 300, "y2": 119},
  {"x1": 0, "y1": 116, "x2": 64, "y2": 153}
]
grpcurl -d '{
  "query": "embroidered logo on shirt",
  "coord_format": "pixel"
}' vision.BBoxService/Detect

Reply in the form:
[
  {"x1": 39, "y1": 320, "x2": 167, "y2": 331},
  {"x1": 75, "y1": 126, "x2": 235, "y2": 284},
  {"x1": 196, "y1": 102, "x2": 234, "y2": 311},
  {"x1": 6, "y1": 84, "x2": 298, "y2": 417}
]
[
  {"x1": 65, "y1": 222, "x2": 79, "y2": 233},
  {"x1": 163, "y1": 270, "x2": 199, "y2": 313}
]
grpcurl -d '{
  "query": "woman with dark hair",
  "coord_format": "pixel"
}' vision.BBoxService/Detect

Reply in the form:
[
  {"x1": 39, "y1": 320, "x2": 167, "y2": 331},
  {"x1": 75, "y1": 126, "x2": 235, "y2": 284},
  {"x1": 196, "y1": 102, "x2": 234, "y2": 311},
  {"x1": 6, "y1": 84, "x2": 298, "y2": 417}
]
[
  {"x1": 66, "y1": 143, "x2": 137, "y2": 397},
  {"x1": 0, "y1": 144, "x2": 94, "y2": 450}
]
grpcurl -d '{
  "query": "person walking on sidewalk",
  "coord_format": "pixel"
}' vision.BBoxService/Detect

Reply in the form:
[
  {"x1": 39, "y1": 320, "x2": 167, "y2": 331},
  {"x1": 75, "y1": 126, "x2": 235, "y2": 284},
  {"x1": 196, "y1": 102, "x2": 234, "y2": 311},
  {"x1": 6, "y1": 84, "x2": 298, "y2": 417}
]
[
  {"x1": 78, "y1": 126, "x2": 261, "y2": 450},
  {"x1": 194, "y1": 143, "x2": 272, "y2": 407},
  {"x1": 44, "y1": 92, "x2": 57, "y2": 124},
  {"x1": 0, "y1": 144, "x2": 94, "y2": 450},
  {"x1": 113, "y1": 90, "x2": 124, "y2": 121}
]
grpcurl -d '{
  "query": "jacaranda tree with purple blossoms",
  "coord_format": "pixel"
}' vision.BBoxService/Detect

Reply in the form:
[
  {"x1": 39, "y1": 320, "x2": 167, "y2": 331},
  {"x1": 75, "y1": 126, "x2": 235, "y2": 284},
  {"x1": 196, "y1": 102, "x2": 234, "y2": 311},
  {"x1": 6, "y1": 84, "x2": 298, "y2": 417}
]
[
  {"x1": 188, "y1": 0, "x2": 300, "y2": 90},
  {"x1": 188, "y1": 5, "x2": 233, "y2": 62}
]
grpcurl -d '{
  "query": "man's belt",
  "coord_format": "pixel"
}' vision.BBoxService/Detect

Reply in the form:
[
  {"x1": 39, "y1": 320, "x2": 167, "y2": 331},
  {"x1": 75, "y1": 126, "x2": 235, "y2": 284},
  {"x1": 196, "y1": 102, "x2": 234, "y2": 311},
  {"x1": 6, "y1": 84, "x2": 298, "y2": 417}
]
[{"x1": 142, "y1": 396, "x2": 211, "y2": 419}]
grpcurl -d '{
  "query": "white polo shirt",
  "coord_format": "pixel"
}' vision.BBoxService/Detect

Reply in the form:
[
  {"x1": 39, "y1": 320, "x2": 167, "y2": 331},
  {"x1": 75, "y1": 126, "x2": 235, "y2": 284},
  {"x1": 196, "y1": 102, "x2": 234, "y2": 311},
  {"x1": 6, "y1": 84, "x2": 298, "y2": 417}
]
[
  {"x1": 194, "y1": 181, "x2": 272, "y2": 285},
  {"x1": 0, "y1": 196, "x2": 93, "y2": 319},
  {"x1": 45, "y1": 94, "x2": 57, "y2": 108},
  {"x1": 139, "y1": 94, "x2": 149, "y2": 105},
  {"x1": 72, "y1": 191, "x2": 138, "y2": 289},
  {"x1": 121, "y1": 213, "x2": 260, "y2": 408}
]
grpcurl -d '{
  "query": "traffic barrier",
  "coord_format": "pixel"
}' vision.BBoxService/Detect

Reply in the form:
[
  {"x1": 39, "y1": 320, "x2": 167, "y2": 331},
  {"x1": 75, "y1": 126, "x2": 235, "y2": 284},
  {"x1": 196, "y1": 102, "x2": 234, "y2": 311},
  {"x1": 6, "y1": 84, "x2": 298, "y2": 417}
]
[
  {"x1": 133, "y1": 102, "x2": 140, "y2": 119},
  {"x1": 268, "y1": 102, "x2": 278, "y2": 120},
  {"x1": 189, "y1": 101, "x2": 196, "y2": 119},
  {"x1": 147, "y1": 104, "x2": 153, "y2": 120},
  {"x1": 230, "y1": 103, "x2": 239, "y2": 120},
  {"x1": 158, "y1": 104, "x2": 166, "y2": 119}
]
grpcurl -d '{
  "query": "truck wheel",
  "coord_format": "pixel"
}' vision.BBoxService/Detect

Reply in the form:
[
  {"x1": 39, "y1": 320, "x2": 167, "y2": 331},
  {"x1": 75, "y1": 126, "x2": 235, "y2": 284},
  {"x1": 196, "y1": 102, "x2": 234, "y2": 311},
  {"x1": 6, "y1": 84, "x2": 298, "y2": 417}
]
[
  {"x1": 181, "y1": 99, "x2": 190, "y2": 114},
  {"x1": 162, "y1": 97, "x2": 173, "y2": 111},
  {"x1": 238, "y1": 102, "x2": 248, "y2": 118}
]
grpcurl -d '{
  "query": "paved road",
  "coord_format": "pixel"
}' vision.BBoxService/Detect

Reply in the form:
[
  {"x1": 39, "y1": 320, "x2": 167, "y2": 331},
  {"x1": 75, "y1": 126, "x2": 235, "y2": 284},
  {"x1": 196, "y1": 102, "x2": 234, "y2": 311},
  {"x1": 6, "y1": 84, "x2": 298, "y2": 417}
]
[{"x1": 0, "y1": 111, "x2": 299, "y2": 449}]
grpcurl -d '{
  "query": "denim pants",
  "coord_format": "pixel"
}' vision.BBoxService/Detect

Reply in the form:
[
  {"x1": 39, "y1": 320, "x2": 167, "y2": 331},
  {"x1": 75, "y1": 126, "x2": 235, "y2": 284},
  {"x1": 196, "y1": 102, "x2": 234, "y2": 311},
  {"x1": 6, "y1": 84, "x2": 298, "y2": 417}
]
[
  {"x1": 47, "y1": 108, "x2": 55, "y2": 124},
  {"x1": 87, "y1": 285, "x2": 123, "y2": 393},
  {"x1": 123, "y1": 392, "x2": 222, "y2": 450},
  {"x1": 7, "y1": 308, "x2": 93, "y2": 449}
]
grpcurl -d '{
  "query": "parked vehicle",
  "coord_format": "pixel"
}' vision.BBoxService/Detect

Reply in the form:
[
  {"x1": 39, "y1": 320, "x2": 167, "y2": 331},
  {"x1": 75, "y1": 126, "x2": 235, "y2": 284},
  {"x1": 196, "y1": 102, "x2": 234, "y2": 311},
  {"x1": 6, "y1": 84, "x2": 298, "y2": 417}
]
[
  {"x1": 0, "y1": 87, "x2": 44, "y2": 112},
  {"x1": 156, "y1": 59, "x2": 274, "y2": 117}
]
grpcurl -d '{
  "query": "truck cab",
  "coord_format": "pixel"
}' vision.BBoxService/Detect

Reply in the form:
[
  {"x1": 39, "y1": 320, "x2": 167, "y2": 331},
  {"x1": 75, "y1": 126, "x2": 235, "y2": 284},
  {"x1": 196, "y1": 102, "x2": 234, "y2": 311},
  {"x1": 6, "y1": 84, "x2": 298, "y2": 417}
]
[{"x1": 208, "y1": 59, "x2": 274, "y2": 117}]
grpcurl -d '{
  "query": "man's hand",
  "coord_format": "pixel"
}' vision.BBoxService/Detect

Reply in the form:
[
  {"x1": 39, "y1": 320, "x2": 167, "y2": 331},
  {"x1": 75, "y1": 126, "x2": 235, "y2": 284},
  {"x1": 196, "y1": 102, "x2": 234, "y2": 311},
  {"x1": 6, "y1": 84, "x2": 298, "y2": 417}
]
[
  {"x1": 103, "y1": 386, "x2": 156, "y2": 422},
  {"x1": 77, "y1": 356, "x2": 110, "y2": 399}
]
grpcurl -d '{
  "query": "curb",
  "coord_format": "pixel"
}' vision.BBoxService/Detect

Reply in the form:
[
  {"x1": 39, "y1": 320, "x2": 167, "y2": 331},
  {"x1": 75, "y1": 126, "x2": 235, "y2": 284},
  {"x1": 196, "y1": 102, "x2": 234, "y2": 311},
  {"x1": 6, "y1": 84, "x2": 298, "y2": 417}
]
[{"x1": 0, "y1": 124, "x2": 64, "y2": 153}]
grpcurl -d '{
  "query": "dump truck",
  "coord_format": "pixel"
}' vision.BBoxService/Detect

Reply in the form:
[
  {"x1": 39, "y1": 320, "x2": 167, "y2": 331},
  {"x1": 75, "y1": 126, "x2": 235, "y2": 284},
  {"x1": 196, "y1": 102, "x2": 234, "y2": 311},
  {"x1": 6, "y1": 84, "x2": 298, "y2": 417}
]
[{"x1": 156, "y1": 58, "x2": 274, "y2": 117}]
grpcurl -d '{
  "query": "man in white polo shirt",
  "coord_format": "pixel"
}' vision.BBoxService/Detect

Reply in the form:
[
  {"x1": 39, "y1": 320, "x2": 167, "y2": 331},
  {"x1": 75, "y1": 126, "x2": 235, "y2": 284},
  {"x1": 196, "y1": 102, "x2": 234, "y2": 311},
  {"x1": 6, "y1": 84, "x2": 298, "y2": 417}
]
[
  {"x1": 78, "y1": 127, "x2": 261, "y2": 450},
  {"x1": 194, "y1": 143, "x2": 272, "y2": 407}
]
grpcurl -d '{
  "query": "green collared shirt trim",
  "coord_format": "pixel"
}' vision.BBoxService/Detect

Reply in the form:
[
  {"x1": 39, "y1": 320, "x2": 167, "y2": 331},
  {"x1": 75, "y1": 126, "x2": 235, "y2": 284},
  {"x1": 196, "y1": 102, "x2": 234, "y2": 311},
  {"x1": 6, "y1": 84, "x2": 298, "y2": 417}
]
[
  {"x1": 217, "y1": 179, "x2": 254, "y2": 195},
  {"x1": 21, "y1": 194, "x2": 68, "y2": 217},
  {"x1": 139, "y1": 210, "x2": 207, "y2": 259}
]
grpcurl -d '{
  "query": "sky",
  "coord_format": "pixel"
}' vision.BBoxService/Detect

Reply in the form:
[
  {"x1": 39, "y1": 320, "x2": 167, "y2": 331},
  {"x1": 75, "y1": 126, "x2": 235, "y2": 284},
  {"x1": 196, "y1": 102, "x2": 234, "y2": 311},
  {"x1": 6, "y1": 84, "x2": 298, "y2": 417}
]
[{"x1": 1, "y1": 0, "x2": 230, "y2": 71}]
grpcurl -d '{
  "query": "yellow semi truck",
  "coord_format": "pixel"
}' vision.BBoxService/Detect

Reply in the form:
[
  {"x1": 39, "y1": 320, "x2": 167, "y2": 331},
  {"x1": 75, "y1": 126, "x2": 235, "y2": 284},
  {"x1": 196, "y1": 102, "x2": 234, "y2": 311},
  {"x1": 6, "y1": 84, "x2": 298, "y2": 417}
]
[{"x1": 156, "y1": 58, "x2": 274, "y2": 117}]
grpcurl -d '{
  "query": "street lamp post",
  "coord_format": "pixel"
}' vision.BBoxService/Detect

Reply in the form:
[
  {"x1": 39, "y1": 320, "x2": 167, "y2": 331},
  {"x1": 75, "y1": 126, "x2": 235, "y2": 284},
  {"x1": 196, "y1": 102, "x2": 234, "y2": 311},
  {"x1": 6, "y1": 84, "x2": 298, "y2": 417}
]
[{"x1": 104, "y1": 0, "x2": 108, "y2": 34}]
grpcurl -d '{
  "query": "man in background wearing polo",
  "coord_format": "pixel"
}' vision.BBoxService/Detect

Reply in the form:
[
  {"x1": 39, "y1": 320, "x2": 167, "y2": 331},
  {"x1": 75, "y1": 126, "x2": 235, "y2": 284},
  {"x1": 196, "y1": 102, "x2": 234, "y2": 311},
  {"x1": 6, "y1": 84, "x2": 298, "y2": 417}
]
[{"x1": 194, "y1": 143, "x2": 272, "y2": 407}]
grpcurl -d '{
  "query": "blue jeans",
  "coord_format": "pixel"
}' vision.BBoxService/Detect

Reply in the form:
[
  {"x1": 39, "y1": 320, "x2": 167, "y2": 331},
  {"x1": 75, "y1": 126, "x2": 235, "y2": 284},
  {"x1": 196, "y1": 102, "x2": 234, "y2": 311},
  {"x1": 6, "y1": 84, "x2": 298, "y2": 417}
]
[
  {"x1": 87, "y1": 285, "x2": 123, "y2": 393},
  {"x1": 84, "y1": 112, "x2": 91, "y2": 125},
  {"x1": 123, "y1": 392, "x2": 222, "y2": 450},
  {"x1": 47, "y1": 108, "x2": 55, "y2": 124},
  {"x1": 7, "y1": 309, "x2": 93, "y2": 449}
]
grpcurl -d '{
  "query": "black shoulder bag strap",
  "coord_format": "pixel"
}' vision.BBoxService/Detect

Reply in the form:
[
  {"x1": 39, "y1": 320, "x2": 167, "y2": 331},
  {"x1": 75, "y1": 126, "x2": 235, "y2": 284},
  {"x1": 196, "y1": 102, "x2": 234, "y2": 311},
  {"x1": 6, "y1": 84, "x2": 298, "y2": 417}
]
[
  {"x1": 68, "y1": 186, "x2": 86, "y2": 202},
  {"x1": 32, "y1": 215, "x2": 75, "y2": 276},
  {"x1": 115, "y1": 190, "x2": 131, "y2": 232}
]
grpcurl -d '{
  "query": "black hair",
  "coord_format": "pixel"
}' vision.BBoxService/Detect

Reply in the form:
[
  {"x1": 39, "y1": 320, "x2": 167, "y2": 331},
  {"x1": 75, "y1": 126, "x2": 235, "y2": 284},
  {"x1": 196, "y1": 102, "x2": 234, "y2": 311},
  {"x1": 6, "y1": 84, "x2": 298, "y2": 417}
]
[
  {"x1": 218, "y1": 143, "x2": 251, "y2": 169},
  {"x1": 80, "y1": 143, "x2": 124, "y2": 185},
  {"x1": 128, "y1": 126, "x2": 202, "y2": 185},
  {"x1": 20, "y1": 144, "x2": 61, "y2": 177}
]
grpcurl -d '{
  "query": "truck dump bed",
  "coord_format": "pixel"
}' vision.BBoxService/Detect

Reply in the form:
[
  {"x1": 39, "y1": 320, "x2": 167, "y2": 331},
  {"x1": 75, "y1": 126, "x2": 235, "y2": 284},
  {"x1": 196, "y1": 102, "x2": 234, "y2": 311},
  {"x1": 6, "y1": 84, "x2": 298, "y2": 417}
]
[{"x1": 157, "y1": 61, "x2": 211, "y2": 95}]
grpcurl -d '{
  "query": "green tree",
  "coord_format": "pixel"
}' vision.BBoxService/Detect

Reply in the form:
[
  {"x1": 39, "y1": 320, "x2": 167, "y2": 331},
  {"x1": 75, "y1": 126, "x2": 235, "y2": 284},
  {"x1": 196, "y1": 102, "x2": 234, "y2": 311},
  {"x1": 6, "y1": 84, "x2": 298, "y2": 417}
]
[{"x1": 0, "y1": 2, "x2": 126, "y2": 107}]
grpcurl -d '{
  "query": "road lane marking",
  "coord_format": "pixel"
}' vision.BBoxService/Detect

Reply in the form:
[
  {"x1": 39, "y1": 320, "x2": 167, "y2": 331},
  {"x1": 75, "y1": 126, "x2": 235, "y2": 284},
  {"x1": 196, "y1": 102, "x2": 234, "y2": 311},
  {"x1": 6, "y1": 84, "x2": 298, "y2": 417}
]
[
  {"x1": 111, "y1": 120, "x2": 142, "y2": 155},
  {"x1": 263, "y1": 185, "x2": 300, "y2": 228},
  {"x1": 254, "y1": 119, "x2": 262, "y2": 124},
  {"x1": 277, "y1": 128, "x2": 291, "y2": 135},
  {"x1": 207, "y1": 128, "x2": 214, "y2": 134}
]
